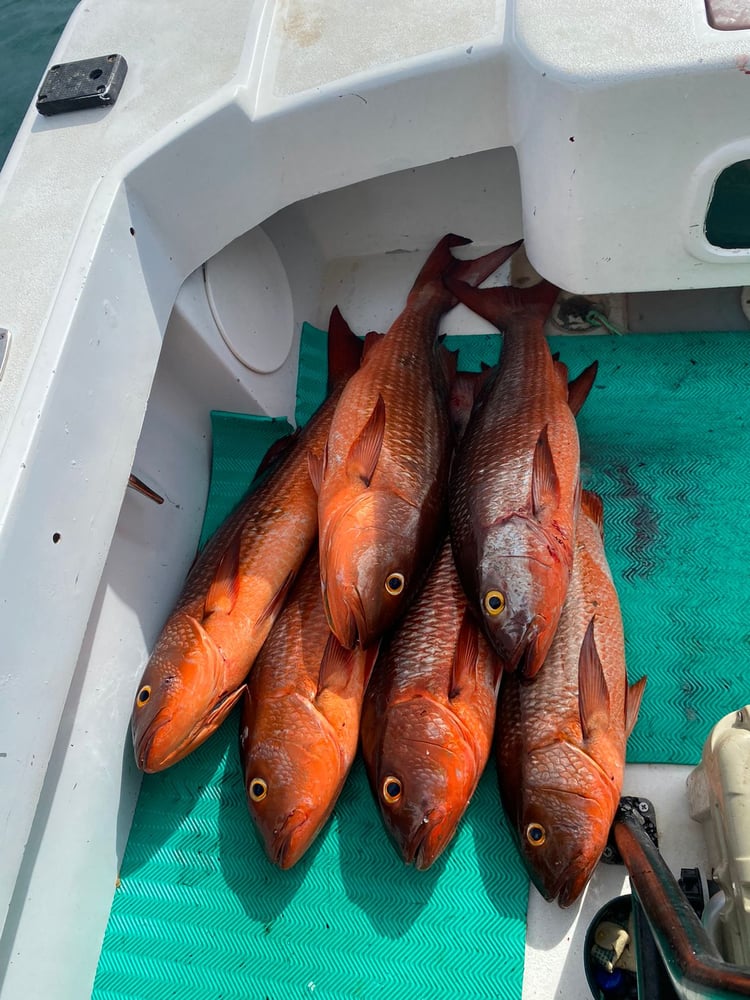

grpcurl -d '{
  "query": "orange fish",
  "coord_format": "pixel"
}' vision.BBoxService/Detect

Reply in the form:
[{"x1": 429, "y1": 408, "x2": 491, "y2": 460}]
[
  {"x1": 447, "y1": 258, "x2": 589, "y2": 677},
  {"x1": 361, "y1": 535, "x2": 501, "y2": 869},
  {"x1": 495, "y1": 490, "x2": 647, "y2": 907},
  {"x1": 240, "y1": 550, "x2": 378, "y2": 868},
  {"x1": 132, "y1": 308, "x2": 363, "y2": 773},
  {"x1": 312, "y1": 234, "x2": 521, "y2": 650}
]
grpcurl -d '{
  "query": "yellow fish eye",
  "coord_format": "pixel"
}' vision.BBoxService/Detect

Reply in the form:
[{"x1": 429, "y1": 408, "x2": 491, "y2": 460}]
[
  {"x1": 385, "y1": 573, "x2": 405, "y2": 596},
  {"x1": 136, "y1": 685, "x2": 151, "y2": 707},
  {"x1": 382, "y1": 776, "x2": 402, "y2": 803},
  {"x1": 249, "y1": 778, "x2": 268, "y2": 802},
  {"x1": 526, "y1": 822, "x2": 546, "y2": 846},
  {"x1": 484, "y1": 590, "x2": 505, "y2": 616}
]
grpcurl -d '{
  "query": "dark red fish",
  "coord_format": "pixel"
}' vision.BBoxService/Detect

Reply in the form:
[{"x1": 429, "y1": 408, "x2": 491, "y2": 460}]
[
  {"x1": 132, "y1": 309, "x2": 363, "y2": 772},
  {"x1": 447, "y1": 259, "x2": 588, "y2": 677},
  {"x1": 312, "y1": 234, "x2": 521, "y2": 650},
  {"x1": 360, "y1": 535, "x2": 501, "y2": 869},
  {"x1": 496, "y1": 491, "x2": 647, "y2": 906},
  {"x1": 240, "y1": 550, "x2": 377, "y2": 868}
]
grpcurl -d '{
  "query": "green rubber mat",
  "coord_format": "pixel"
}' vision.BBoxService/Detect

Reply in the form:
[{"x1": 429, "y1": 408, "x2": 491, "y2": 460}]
[{"x1": 93, "y1": 322, "x2": 750, "y2": 999}]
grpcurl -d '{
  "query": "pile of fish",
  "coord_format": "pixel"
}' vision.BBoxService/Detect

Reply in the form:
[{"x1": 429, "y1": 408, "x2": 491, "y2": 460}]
[{"x1": 131, "y1": 235, "x2": 646, "y2": 907}]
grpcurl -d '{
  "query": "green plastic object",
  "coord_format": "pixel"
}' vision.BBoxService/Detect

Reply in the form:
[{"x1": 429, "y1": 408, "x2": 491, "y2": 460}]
[{"x1": 94, "y1": 322, "x2": 750, "y2": 999}]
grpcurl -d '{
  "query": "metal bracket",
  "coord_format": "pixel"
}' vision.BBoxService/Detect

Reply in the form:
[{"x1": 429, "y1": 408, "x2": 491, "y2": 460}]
[
  {"x1": 602, "y1": 797, "x2": 659, "y2": 865},
  {"x1": 36, "y1": 55, "x2": 128, "y2": 117}
]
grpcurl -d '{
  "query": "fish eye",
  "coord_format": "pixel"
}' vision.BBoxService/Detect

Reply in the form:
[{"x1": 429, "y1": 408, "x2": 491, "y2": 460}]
[
  {"x1": 382, "y1": 776, "x2": 402, "y2": 803},
  {"x1": 385, "y1": 573, "x2": 405, "y2": 596},
  {"x1": 249, "y1": 778, "x2": 268, "y2": 802},
  {"x1": 526, "y1": 822, "x2": 546, "y2": 846},
  {"x1": 484, "y1": 590, "x2": 505, "y2": 616},
  {"x1": 136, "y1": 685, "x2": 151, "y2": 707}
]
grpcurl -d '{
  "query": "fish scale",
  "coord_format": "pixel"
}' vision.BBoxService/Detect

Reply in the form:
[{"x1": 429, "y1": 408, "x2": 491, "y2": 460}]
[{"x1": 496, "y1": 499, "x2": 646, "y2": 906}]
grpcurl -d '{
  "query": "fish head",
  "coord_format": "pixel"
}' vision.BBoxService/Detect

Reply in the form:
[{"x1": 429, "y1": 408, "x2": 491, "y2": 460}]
[
  {"x1": 503, "y1": 741, "x2": 617, "y2": 907},
  {"x1": 240, "y1": 701, "x2": 345, "y2": 869},
  {"x1": 475, "y1": 517, "x2": 569, "y2": 676},
  {"x1": 132, "y1": 612, "x2": 237, "y2": 772},
  {"x1": 320, "y1": 493, "x2": 423, "y2": 649},
  {"x1": 369, "y1": 699, "x2": 476, "y2": 869}
]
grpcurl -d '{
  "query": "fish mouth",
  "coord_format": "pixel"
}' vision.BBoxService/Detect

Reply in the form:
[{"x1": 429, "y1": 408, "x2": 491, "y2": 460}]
[
  {"x1": 270, "y1": 810, "x2": 310, "y2": 870},
  {"x1": 493, "y1": 616, "x2": 542, "y2": 674},
  {"x1": 403, "y1": 808, "x2": 448, "y2": 870},
  {"x1": 324, "y1": 582, "x2": 369, "y2": 649},
  {"x1": 134, "y1": 710, "x2": 171, "y2": 772}
]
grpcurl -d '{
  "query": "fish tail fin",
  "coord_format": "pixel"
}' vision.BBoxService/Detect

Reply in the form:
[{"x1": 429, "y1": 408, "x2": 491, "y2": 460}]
[
  {"x1": 327, "y1": 306, "x2": 364, "y2": 390},
  {"x1": 408, "y1": 234, "x2": 472, "y2": 299},
  {"x1": 446, "y1": 238, "x2": 524, "y2": 288},
  {"x1": 443, "y1": 276, "x2": 559, "y2": 329},
  {"x1": 567, "y1": 360, "x2": 599, "y2": 416}
]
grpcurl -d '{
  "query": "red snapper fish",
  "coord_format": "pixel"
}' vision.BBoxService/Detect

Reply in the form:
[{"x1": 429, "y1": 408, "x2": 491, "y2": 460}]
[
  {"x1": 496, "y1": 490, "x2": 647, "y2": 906},
  {"x1": 361, "y1": 535, "x2": 501, "y2": 869},
  {"x1": 240, "y1": 550, "x2": 378, "y2": 868},
  {"x1": 312, "y1": 234, "x2": 522, "y2": 650},
  {"x1": 131, "y1": 308, "x2": 363, "y2": 772},
  {"x1": 447, "y1": 256, "x2": 589, "y2": 677}
]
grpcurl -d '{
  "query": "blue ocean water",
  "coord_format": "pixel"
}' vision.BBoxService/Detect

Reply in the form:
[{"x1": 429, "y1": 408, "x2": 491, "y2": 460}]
[{"x1": 0, "y1": 0, "x2": 77, "y2": 168}]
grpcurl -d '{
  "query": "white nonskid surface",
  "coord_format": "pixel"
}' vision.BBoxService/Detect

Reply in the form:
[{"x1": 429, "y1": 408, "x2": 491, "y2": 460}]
[{"x1": 522, "y1": 764, "x2": 707, "y2": 999}]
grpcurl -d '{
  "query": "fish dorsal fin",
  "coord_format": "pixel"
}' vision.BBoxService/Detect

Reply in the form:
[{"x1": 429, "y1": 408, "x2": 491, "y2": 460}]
[
  {"x1": 204, "y1": 531, "x2": 242, "y2": 616},
  {"x1": 582, "y1": 489, "x2": 605, "y2": 536},
  {"x1": 625, "y1": 676, "x2": 647, "y2": 739},
  {"x1": 567, "y1": 360, "x2": 599, "y2": 416},
  {"x1": 327, "y1": 306, "x2": 364, "y2": 389},
  {"x1": 254, "y1": 428, "x2": 299, "y2": 481},
  {"x1": 531, "y1": 425, "x2": 560, "y2": 517},
  {"x1": 307, "y1": 446, "x2": 325, "y2": 495},
  {"x1": 256, "y1": 568, "x2": 297, "y2": 629},
  {"x1": 449, "y1": 610, "x2": 479, "y2": 700},
  {"x1": 578, "y1": 618, "x2": 610, "y2": 741},
  {"x1": 317, "y1": 633, "x2": 358, "y2": 698},
  {"x1": 362, "y1": 330, "x2": 383, "y2": 360},
  {"x1": 347, "y1": 395, "x2": 386, "y2": 486}
]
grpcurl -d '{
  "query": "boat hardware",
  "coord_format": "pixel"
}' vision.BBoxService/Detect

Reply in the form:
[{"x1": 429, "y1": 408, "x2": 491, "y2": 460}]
[
  {"x1": 0, "y1": 328, "x2": 9, "y2": 381},
  {"x1": 36, "y1": 54, "x2": 128, "y2": 117},
  {"x1": 613, "y1": 802, "x2": 750, "y2": 998},
  {"x1": 602, "y1": 797, "x2": 658, "y2": 865},
  {"x1": 127, "y1": 474, "x2": 164, "y2": 505}
]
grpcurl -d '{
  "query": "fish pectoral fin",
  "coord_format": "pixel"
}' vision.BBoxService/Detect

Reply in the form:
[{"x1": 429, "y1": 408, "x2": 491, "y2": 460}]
[
  {"x1": 578, "y1": 617, "x2": 611, "y2": 741},
  {"x1": 449, "y1": 610, "x2": 480, "y2": 701},
  {"x1": 202, "y1": 684, "x2": 247, "y2": 732},
  {"x1": 346, "y1": 395, "x2": 386, "y2": 487},
  {"x1": 316, "y1": 633, "x2": 360, "y2": 698},
  {"x1": 582, "y1": 489, "x2": 604, "y2": 536},
  {"x1": 553, "y1": 358, "x2": 569, "y2": 392},
  {"x1": 307, "y1": 447, "x2": 325, "y2": 495},
  {"x1": 256, "y1": 568, "x2": 298, "y2": 629},
  {"x1": 625, "y1": 676, "x2": 647, "y2": 739},
  {"x1": 568, "y1": 360, "x2": 599, "y2": 417},
  {"x1": 204, "y1": 530, "x2": 242, "y2": 616},
  {"x1": 531, "y1": 424, "x2": 561, "y2": 517}
]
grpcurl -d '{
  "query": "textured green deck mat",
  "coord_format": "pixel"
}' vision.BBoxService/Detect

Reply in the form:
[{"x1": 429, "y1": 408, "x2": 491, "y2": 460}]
[{"x1": 94, "y1": 322, "x2": 750, "y2": 999}]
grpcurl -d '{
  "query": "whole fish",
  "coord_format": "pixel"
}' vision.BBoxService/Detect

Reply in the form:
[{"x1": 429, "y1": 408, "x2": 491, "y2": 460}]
[
  {"x1": 447, "y1": 258, "x2": 587, "y2": 678},
  {"x1": 132, "y1": 308, "x2": 363, "y2": 773},
  {"x1": 361, "y1": 535, "x2": 501, "y2": 869},
  {"x1": 311, "y1": 234, "x2": 521, "y2": 650},
  {"x1": 496, "y1": 490, "x2": 647, "y2": 907},
  {"x1": 240, "y1": 549, "x2": 378, "y2": 869}
]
